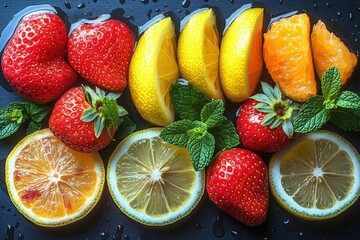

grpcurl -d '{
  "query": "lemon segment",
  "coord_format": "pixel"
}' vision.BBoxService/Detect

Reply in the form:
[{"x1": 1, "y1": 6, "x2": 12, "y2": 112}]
[
  {"x1": 129, "y1": 17, "x2": 179, "y2": 126},
  {"x1": 269, "y1": 130, "x2": 360, "y2": 220},
  {"x1": 107, "y1": 128, "x2": 205, "y2": 226},
  {"x1": 220, "y1": 7, "x2": 264, "y2": 103},
  {"x1": 5, "y1": 129, "x2": 105, "y2": 227},
  {"x1": 177, "y1": 8, "x2": 224, "y2": 100}
]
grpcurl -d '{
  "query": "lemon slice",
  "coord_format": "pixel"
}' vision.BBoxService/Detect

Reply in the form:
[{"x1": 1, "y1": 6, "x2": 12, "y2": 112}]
[
  {"x1": 220, "y1": 7, "x2": 264, "y2": 103},
  {"x1": 5, "y1": 129, "x2": 105, "y2": 227},
  {"x1": 107, "y1": 128, "x2": 205, "y2": 226},
  {"x1": 129, "y1": 16, "x2": 179, "y2": 126},
  {"x1": 269, "y1": 130, "x2": 360, "y2": 220},
  {"x1": 177, "y1": 8, "x2": 224, "y2": 100}
]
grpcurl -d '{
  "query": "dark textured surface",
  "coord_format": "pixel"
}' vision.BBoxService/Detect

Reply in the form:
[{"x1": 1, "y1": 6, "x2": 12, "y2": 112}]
[{"x1": 1, "y1": 0, "x2": 360, "y2": 239}]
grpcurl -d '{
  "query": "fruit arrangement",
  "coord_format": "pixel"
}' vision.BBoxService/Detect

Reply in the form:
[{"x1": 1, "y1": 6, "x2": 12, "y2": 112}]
[{"x1": 0, "y1": 1, "x2": 360, "y2": 239}]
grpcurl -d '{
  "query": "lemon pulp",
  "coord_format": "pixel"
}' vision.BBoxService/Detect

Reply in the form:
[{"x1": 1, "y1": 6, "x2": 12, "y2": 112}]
[{"x1": 107, "y1": 128, "x2": 205, "y2": 226}]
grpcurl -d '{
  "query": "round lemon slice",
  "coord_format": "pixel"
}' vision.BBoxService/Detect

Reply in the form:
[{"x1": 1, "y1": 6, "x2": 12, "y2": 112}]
[
  {"x1": 269, "y1": 130, "x2": 360, "y2": 220},
  {"x1": 5, "y1": 129, "x2": 105, "y2": 227},
  {"x1": 107, "y1": 128, "x2": 205, "y2": 226}
]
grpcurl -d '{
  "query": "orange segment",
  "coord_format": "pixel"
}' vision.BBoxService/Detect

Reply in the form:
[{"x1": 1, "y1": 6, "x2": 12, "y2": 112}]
[
  {"x1": 311, "y1": 20, "x2": 358, "y2": 85},
  {"x1": 6, "y1": 129, "x2": 105, "y2": 227},
  {"x1": 263, "y1": 13, "x2": 317, "y2": 102}
]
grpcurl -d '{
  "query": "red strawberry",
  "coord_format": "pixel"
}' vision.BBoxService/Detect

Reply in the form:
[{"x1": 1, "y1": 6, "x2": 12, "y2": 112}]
[
  {"x1": 236, "y1": 82, "x2": 299, "y2": 153},
  {"x1": 1, "y1": 12, "x2": 77, "y2": 103},
  {"x1": 67, "y1": 18, "x2": 134, "y2": 92},
  {"x1": 206, "y1": 148, "x2": 269, "y2": 226},
  {"x1": 49, "y1": 85, "x2": 128, "y2": 152}
]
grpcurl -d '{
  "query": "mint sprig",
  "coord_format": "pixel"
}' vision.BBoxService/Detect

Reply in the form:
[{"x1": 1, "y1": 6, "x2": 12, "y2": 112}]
[
  {"x1": 160, "y1": 82, "x2": 239, "y2": 171},
  {"x1": 294, "y1": 67, "x2": 360, "y2": 132},
  {"x1": 0, "y1": 101, "x2": 50, "y2": 139}
]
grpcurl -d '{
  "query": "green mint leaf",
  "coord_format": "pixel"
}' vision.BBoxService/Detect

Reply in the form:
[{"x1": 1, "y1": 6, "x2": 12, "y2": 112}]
[
  {"x1": 200, "y1": 100, "x2": 224, "y2": 128},
  {"x1": 330, "y1": 108, "x2": 360, "y2": 131},
  {"x1": 208, "y1": 117, "x2": 239, "y2": 150},
  {"x1": 160, "y1": 119, "x2": 195, "y2": 148},
  {"x1": 188, "y1": 121, "x2": 208, "y2": 139},
  {"x1": 187, "y1": 131, "x2": 215, "y2": 171},
  {"x1": 4, "y1": 102, "x2": 27, "y2": 124},
  {"x1": 321, "y1": 66, "x2": 341, "y2": 101},
  {"x1": 114, "y1": 115, "x2": 136, "y2": 140},
  {"x1": 336, "y1": 91, "x2": 360, "y2": 109},
  {"x1": 24, "y1": 102, "x2": 50, "y2": 123},
  {"x1": 26, "y1": 121, "x2": 41, "y2": 135},
  {"x1": 294, "y1": 96, "x2": 330, "y2": 133},
  {"x1": 101, "y1": 98, "x2": 123, "y2": 127},
  {"x1": 170, "y1": 82, "x2": 211, "y2": 121},
  {"x1": 0, "y1": 122, "x2": 20, "y2": 139}
]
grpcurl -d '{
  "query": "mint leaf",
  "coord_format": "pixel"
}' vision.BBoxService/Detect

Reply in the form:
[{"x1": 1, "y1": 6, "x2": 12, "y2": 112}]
[
  {"x1": 208, "y1": 117, "x2": 239, "y2": 150},
  {"x1": 336, "y1": 91, "x2": 360, "y2": 109},
  {"x1": 200, "y1": 100, "x2": 224, "y2": 128},
  {"x1": 187, "y1": 131, "x2": 215, "y2": 171},
  {"x1": 322, "y1": 66, "x2": 341, "y2": 101},
  {"x1": 294, "y1": 96, "x2": 330, "y2": 133},
  {"x1": 4, "y1": 102, "x2": 28, "y2": 124},
  {"x1": 170, "y1": 83, "x2": 211, "y2": 121},
  {"x1": 330, "y1": 108, "x2": 360, "y2": 131},
  {"x1": 26, "y1": 121, "x2": 41, "y2": 135},
  {"x1": 160, "y1": 119, "x2": 195, "y2": 147},
  {"x1": 114, "y1": 115, "x2": 136, "y2": 140},
  {"x1": 0, "y1": 122, "x2": 20, "y2": 139},
  {"x1": 24, "y1": 102, "x2": 50, "y2": 123}
]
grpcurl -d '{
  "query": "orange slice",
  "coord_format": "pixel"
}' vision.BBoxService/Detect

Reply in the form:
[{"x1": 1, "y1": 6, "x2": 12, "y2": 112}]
[{"x1": 5, "y1": 128, "x2": 105, "y2": 227}]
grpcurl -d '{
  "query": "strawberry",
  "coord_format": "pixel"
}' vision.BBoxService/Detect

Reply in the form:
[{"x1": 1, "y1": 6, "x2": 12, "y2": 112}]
[
  {"x1": 1, "y1": 12, "x2": 77, "y2": 103},
  {"x1": 236, "y1": 82, "x2": 299, "y2": 153},
  {"x1": 67, "y1": 18, "x2": 134, "y2": 92},
  {"x1": 49, "y1": 85, "x2": 128, "y2": 152},
  {"x1": 206, "y1": 148, "x2": 269, "y2": 226}
]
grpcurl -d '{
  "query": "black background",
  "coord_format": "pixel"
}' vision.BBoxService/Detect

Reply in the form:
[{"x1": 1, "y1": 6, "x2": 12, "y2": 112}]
[{"x1": 1, "y1": 0, "x2": 360, "y2": 239}]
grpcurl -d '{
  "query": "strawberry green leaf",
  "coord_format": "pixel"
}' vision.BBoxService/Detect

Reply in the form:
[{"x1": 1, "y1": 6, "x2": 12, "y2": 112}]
[
  {"x1": 94, "y1": 117, "x2": 105, "y2": 138},
  {"x1": 294, "y1": 96, "x2": 330, "y2": 133},
  {"x1": 170, "y1": 82, "x2": 211, "y2": 121},
  {"x1": 330, "y1": 108, "x2": 360, "y2": 131},
  {"x1": 321, "y1": 66, "x2": 341, "y2": 101},
  {"x1": 200, "y1": 100, "x2": 224, "y2": 128},
  {"x1": 208, "y1": 117, "x2": 239, "y2": 150},
  {"x1": 160, "y1": 119, "x2": 195, "y2": 148},
  {"x1": 82, "y1": 108, "x2": 98, "y2": 122},
  {"x1": 336, "y1": 91, "x2": 360, "y2": 109},
  {"x1": 187, "y1": 131, "x2": 215, "y2": 171}
]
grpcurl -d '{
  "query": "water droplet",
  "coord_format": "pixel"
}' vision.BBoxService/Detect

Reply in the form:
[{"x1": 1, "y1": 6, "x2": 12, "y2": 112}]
[
  {"x1": 77, "y1": 3, "x2": 86, "y2": 9},
  {"x1": 124, "y1": 234, "x2": 130, "y2": 240},
  {"x1": 3, "y1": 3, "x2": 8, "y2": 7},
  {"x1": 93, "y1": 0, "x2": 98, "y2": 2},
  {"x1": 326, "y1": 2, "x2": 334, "y2": 8},
  {"x1": 106, "y1": 203, "x2": 111, "y2": 210},
  {"x1": 99, "y1": 221, "x2": 103, "y2": 226},
  {"x1": 164, "y1": 3, "x2": 168, "y2": 7},
  {"x1": 185, "y1": 9, "x2": 190, "y2": 15},
  {"x1": 64, "y1": 1, "x2": 72, "y2": 9},
  {"x1": 230, "y1": 0, "x2": 235, "y2": 4},
  {"x1": 313, "y1": 3, "x2": 319, "y2": 11},
  {"x1": 119, "y1": 0, "x2": 125, "y2": 4},
  {"x1": 279, "y1": 0, "x2": 283, "y2": 5},
  {"x1": 229, "y1": 230, "x2": 242, "y2": 240},
  {"x1": 155, "y1": 8, "x2": 160, "y2": 12},
  {"x1": 107, "y1": 217, "x2": 111, "y2": 222},
  {"x1": 299, "y1": 232, "x2": 307, "y2": 240},
  {"x1": 146, "y1": 9, "x2": 152, "y2": 19},
  {"x1": 113, "y1": 225, "x2": 124, "y2": 240},
  {"x1": 18, "y1": 233, "x2": 24, "y2": 240},
  {"x1": 6, "y1": 225, "x2": 14, "y2": 240},
  {"x1": 153, "y1": 0, "x2": 158, "y2": 2},
  {"x1": 177, "y1": 9, "x2": 182, "y2": 13},
  {"x1": 181, "y1": 0, "x2": 191, "y2": 8},
  {"x1": 195, "y1": 223, "x2": 202, "y2": 229},
  {"x1": 100, "y1": 230, "x2": 109, "y2": 240},
  {"x1": 140, "y1": 0, "x2": 149, "y2": 4},
  {"x1": 355, "y1": 38, "x2": 358, "y2": 42},
  {"x1": 213, "y1": 214, "x2": 225, "y2": 238},
  {"x1": 337, "y1": 11, "x2": 342, "y2": 18},
  {"x1": 15, "y1": 222, "x2": 20, "y2": 228},
  {"x1": 283, "y1": 219, "x2": 290, "y2": 224},
  {"x1": 349, "y1": 12, "x2": 354, "y2": 21}
]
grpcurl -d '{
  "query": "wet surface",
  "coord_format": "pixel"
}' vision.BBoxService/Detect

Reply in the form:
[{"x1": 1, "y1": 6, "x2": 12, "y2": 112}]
[{"x1": 1, "y1": 0, "x2": 360, "y2": 239}]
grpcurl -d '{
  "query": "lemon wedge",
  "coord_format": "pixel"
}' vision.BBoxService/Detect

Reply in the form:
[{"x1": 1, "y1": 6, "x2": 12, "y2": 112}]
[
  {"x1": 129, "y1": 16, "x2": 179, "y2": 126},
  {"x1": 177, "y1": 8, "x2": 223, "y2": 100},
  {"x1": 219, "y1": 7, "x2": 264, "y2": 103}
]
